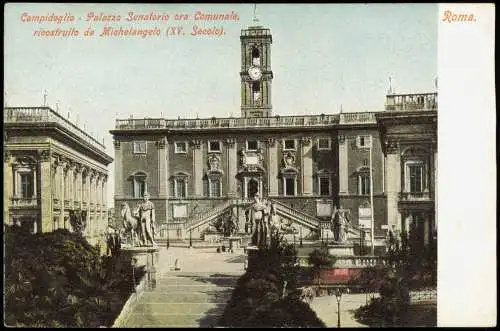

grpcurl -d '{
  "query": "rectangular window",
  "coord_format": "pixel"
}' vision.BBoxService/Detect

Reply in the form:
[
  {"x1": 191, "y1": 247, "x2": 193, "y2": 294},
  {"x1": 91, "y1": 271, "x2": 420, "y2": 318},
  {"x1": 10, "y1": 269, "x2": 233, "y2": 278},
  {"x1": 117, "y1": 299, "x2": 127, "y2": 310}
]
[
  {"x1": 284, "y1": 177, "x2": 295, "y2": 196},
  {"x1": 246, "y1": 140, "x2": 259, "y2": 151},
  {"x1": 175, "y1": 142, "x2": 187, "y2": 154},
  {"x1": 175, "y1": 179, "x2": 186, "y2": 198},
  {"x1": 357, "y1": 136, "x2": 371, "y2": 149},
  {"x1": 209, "y1": 178, "x2": 221, "y2": 197},
  {"x1": 319, "y1": 177, "x2": 330, "y2": 196},
  {"x1": 359, "y1": 175, "x2": 371, "y2": 195},
  {"x1": 20, "y1": 173, "x2": 34, "y2": 198},
  {"x1": 133, "y1": 141, "x2": 147, "y2": 154},
  {"x1": 208, "y1": 140, "x2": 221, "y2": 152},
  {"x1": 317, "y1": 138, "x2": 331, "y2": 150},
  {"x1": 409, "y1": 165, "x2": 423, "y2": 192},
  {"x1": 133, "y1": 177, "x2": 147, "y2": 198},
  {"x1": 283, "y1": 139, "x2": 296, "y2": 151}
]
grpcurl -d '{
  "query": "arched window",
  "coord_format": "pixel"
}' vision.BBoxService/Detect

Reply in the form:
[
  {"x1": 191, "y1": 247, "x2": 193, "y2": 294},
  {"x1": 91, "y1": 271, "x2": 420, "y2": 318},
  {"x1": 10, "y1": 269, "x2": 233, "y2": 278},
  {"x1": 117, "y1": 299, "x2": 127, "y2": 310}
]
[
  {"x1": 251, "y1": 47, "x2": 260, "y2": 66},
  {"x1": 131, "y1": 172, "x2": 147, "y2": 198},
  {"x1": 356, "y1": 167, "x2": 371, "y2": 196},
  {"x1": 171, "y1": 172, "x2": 188, "y2": 199}
]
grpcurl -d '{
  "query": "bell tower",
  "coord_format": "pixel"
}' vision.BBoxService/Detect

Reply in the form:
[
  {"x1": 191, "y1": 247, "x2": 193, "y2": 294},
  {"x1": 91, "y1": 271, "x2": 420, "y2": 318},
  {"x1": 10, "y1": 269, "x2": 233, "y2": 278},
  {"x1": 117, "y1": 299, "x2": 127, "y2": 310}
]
[{"x1": 240, "y1": 15, "x2": 273, "y2": 117}]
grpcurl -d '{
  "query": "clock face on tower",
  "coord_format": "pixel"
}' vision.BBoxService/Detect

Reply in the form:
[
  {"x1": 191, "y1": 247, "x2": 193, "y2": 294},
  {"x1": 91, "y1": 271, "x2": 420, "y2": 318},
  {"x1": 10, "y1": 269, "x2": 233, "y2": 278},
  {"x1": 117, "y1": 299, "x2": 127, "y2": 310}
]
[{"x1": 248, "y1": 66, "x2": 262, "y2": 81}]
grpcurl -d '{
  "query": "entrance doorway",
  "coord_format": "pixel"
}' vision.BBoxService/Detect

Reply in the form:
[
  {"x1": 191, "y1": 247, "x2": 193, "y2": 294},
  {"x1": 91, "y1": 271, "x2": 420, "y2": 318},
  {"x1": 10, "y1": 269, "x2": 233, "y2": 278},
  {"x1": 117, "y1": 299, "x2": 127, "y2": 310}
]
[{"x1": 247, "y1": 179, "x2": 259, "y2": 198}]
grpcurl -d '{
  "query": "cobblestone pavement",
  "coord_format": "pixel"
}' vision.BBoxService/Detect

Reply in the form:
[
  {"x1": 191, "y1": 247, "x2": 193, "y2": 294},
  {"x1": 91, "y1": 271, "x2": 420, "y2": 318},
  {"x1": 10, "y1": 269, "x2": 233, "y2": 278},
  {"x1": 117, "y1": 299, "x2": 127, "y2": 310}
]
[{"x1": 121, "y1": 247, "x2": 245, "y2": 328}]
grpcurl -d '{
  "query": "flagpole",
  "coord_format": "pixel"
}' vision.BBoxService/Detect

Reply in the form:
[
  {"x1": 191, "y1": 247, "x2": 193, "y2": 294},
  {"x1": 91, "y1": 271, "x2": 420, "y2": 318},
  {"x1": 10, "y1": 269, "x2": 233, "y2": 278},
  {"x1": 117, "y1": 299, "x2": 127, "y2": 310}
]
[{"x1": 370, "y1": 135, "x2": 375, "y2": 255}]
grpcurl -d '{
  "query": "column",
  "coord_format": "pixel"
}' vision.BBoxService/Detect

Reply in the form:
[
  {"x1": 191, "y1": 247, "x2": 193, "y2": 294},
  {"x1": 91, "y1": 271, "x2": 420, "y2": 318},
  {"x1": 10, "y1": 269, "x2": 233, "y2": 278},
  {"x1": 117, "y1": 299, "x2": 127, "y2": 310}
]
[
  {"x1": 385, "y1": 142, "x2": 401, "y2": 231},
  {"x1": 226, "y1": 138, "x2": 237, "y2": 198},
  {"x1": 192, "y1": 140, "x2": 203, "y2": 197},
  {"x1": 158, "y1": 137, "x2": 168, "y2": 199},
  {"x1": 39, "y1": 150, "x2": 53, "y2": 232},
  {"x1": 424, "y1": 213, "x2": 430, "y2": 245},
  {"x1": 3, "y1": 152, "x2": 13, "y2": 225},
  {"x1": 301, "y1": 137, "x2": 313, "y2": 195},
  {"x1": 32, "y1": 166, "x2": 37, "y2": 199},
  {"x1": 433, "y1": 149, "x2": 437, "y2": 233},
  {"x1": 267, "y1": 138, "x2": 278, "y2": 196},
  {"x1": 114, "y1": 140, "x2": 123, "y2": 198},
  {"x1": 88, "y1": 171, "x2": 93, "y2": 235},
  {"x1": 59, "y1": 161, "x2": 67, "y2": 229},
  {"x1": 338, "y1": 134, "x2": 348, "y2": 195},
  {"x1": 67, "y1": 163, "x2": 74, "y2": 207}
]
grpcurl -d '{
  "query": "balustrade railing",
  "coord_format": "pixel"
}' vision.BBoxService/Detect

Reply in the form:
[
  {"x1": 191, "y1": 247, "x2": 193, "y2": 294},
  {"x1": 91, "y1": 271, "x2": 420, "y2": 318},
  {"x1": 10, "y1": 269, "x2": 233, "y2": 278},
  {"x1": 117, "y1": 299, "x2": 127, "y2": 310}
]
[
  {"x1": 115, "y1": 114, "x2": 340, "y2": 130},
  {"x1": 269, "y1": 199, "x2": 320, "y2": 228},
  {"x1": 10, "y1": 197, "x2": 38, "y2": 207},
  {"x1": 338, "y1": 112, "x2": 377, "y2": 124},
  {"x1": 5, "y1": 107, "x2": 105, "y2": 150},
  {"x1": 185, "y1": 200, "x2": 234, "y2": 229},
  {"x1": 385, "y1": 93, "x2": 437, "y2": 111},
  {"x1": 399, "y1": 191, "x2": 432, "y2": 201}
]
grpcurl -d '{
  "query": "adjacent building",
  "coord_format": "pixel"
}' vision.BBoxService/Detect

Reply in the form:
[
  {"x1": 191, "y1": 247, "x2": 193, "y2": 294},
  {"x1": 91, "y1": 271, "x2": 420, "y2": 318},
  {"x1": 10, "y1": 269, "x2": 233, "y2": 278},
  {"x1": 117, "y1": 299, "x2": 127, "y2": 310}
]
[
  {"x1": 3, "y1": 106, "x2": 113, "y2": 245},
  {"x1": 110, "y1": 22, "x2": 437, "y2": 250}
]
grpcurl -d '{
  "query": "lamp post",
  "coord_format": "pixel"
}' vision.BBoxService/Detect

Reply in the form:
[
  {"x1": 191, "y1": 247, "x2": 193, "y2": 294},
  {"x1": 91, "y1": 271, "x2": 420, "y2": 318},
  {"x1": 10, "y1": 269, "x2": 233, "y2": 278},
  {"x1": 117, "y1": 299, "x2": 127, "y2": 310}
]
[
  {"x1": 189, "y1": 229, "x2": 192, "y2": 248},
  {"x1": 299, "y1": 226, "x2": 303, "y2": 247},
  {"x1": 335, "y1": 288, "x2": 343, "y2": 328}
]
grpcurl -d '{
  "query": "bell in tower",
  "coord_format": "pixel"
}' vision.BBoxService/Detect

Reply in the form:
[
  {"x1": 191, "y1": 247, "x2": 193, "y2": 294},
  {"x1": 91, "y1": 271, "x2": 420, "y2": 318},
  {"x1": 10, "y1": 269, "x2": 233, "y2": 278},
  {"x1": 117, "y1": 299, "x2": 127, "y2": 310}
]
[{"x1": 240, "y1": 12, "x2": 273, "y2": 118}]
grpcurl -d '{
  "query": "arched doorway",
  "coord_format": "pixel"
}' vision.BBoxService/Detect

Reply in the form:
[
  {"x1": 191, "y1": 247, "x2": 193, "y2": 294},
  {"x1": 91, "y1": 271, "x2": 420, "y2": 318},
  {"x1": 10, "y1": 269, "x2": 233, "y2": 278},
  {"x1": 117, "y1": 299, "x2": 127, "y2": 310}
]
[{"x1": 247, "y1": 179, "x2": 259, "y2": 198}]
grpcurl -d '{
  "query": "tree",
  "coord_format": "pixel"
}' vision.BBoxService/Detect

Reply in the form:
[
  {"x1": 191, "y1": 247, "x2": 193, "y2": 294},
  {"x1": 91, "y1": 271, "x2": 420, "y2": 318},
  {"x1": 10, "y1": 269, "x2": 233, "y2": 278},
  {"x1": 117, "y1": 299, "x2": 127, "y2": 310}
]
[{"x1": 308, "y1": 248, "x2": 335, "y2": 289}]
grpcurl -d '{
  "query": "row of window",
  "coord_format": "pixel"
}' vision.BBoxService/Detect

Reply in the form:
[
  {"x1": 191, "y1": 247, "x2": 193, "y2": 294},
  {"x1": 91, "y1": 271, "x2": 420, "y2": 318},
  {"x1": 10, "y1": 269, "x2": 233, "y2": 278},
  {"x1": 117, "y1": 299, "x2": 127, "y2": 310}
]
[
  {"x1": 132, "y1": 138, "x2": 334, "y2": 154},
  {"x1": 131, "y1": 175, "x2": 334, "y2": 199}
]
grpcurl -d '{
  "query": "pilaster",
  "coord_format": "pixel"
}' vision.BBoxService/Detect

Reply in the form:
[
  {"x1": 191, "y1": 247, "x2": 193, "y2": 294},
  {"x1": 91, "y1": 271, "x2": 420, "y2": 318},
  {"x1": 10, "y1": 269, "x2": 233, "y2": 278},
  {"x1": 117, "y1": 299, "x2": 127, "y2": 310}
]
[
  {"x1": 385, "y1": 141, "x2": 401, "y2": 231},
  {"x1": 192, "y1": 139, "x2": 203, "y2": 197},
  {"x1": 301, "y1": 137, "x2": 313, "y2": 195},
  {"x1": 39, "y1": 150, "x2": 53, "y2": 232},
  {"x1": 114, "y1": 140, "x2": 123, "y2": 197},
  {"x1": 226, "y1": 138, "x2": 237, "y2": 197},
  {"x1": 267, "y1": 138, "x2": 278, "y2": 196},
  {"x1": 157, "y1": 137, "x2": 168, "y2": 199},
  {"x1": 338, "y1": 134, "x2": 348, "y2": 195},
  {"x1": 3, "y1": 151, "x2": 13, "y2": 225}
]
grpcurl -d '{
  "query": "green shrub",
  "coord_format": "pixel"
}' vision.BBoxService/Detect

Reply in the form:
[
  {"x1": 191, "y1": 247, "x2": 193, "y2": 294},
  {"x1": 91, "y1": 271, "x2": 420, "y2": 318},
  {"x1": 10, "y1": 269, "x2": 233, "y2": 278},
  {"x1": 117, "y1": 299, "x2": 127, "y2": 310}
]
[{"x1": 4, "y1": 226, "x2": 145, "y2": 327}]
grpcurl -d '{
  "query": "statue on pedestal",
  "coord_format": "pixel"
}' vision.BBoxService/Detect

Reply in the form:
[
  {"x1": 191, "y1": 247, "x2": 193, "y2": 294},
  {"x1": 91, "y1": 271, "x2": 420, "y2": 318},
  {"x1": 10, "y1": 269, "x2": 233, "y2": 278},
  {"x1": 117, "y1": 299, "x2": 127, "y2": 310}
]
[
  {"x1": 331, "y1": 206, "x2": 351, "y2": 243},
  {"x1": 120, "y1": 192, "x2": 157, "y2": 247},
  {"x1": 248, "y1": 193, "x2": 270, "y2": 247},
  {"x1": 136, "y1": 192, "x2": 157, "y2": 247}
]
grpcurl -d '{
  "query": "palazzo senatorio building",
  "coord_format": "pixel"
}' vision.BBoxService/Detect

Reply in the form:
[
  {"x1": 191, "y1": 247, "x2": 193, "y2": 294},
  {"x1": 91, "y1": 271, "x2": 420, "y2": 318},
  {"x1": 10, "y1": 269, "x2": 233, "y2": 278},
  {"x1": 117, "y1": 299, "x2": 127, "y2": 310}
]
[
  {"x1": 110, "y1": 21, "x2": 437, "y2": 252},
  {"x1": 3, "y1": 106, "x2": 113, "y2": 245}
]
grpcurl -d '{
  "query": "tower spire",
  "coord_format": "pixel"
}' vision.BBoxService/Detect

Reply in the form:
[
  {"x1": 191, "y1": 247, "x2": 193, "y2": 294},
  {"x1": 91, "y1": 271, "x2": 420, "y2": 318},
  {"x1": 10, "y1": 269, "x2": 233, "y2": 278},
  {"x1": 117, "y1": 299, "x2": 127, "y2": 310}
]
[
  {"x1": 387, "y1": 76, "x2": 393, "y2": 94},
  {"x1": 252, "y1": 4, "x2": 259, "y2": 24}
]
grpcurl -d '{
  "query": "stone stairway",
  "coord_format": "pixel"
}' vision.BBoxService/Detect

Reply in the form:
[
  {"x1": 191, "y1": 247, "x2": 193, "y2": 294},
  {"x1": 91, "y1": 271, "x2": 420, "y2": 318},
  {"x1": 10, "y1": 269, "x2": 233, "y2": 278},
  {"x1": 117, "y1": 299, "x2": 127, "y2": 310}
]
[{"x1": 122, "y1": 271, "x2": 240, "y2": 328}]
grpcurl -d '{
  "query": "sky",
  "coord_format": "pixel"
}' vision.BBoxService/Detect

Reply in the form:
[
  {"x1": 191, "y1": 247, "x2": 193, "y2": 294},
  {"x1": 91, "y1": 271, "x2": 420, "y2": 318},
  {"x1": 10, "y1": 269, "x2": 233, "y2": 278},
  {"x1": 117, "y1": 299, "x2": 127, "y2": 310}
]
[{"x1": 4, "y1": 3, "x2": 438, "y2": 205}]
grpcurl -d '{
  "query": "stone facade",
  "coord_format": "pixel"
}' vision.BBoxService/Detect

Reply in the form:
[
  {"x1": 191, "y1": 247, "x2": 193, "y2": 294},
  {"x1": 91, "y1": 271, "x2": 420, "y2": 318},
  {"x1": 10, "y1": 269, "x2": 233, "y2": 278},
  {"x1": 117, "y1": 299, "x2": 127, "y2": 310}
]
[
  {"x1": 3, "y1": 107, "x2": 113, "y2": 245},
  {"x1": 110, "y1": 23, "x2": 437, "y2": 248}
]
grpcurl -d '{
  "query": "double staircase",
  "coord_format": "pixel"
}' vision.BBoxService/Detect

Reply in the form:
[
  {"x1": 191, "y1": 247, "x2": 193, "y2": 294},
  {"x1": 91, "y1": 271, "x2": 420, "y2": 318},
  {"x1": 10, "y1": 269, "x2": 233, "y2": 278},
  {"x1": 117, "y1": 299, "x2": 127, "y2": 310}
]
[{"x1": 183, "y1": 198, "x2": 323, "y2": 237}]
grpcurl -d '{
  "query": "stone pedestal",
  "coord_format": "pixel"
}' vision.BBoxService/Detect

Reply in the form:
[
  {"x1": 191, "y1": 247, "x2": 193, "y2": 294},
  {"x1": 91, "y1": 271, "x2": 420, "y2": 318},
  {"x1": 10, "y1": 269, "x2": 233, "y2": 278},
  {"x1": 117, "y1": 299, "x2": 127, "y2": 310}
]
[
  {"x1": 246, "y1": 246, "x2": 261, "y2": 272},
  {"x1": 327, "y1": 243, "x2": 355, "y2": 257},
  {"x1": 220, "y1": 236, "x2": 242, "y2": 251},
  {"x1": 120, "y1": 246, "x2": 160, "y2": 290}
]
